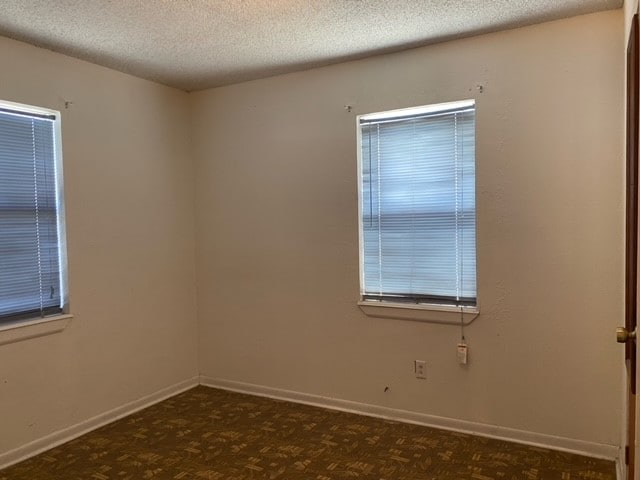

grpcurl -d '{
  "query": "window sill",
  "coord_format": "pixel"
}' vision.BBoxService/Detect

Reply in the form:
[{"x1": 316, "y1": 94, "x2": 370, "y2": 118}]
[
  {"x1": 358, "y1": 301, "x2": 479, "y2": 325},
  {"x1": 0, "y1": 314, "x2": 73, "y2": 346}
]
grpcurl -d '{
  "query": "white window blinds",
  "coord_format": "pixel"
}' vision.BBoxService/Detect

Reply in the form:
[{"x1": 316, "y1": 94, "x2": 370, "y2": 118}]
[
  {"x1": 0, "y1": 105, "x2": 65, "y2": 322},
  {"x1": 358, "y1": 100, "x2": 476, "y2": 307}
]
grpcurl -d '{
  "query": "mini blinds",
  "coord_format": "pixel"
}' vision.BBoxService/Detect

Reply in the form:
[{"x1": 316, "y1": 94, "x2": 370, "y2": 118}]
[
  {"x1": 358, "y1": 100, "x2": 476, "y2": 307},
  {"x1": 0, "y1": 104, "x2": 65, "y2": 322}
]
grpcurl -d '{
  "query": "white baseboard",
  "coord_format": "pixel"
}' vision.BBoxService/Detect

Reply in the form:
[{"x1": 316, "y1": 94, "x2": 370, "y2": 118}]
[
  {"x1": 0, "y1": 375, "x2": 620, "y2": 473},
  {"x1": 616, "y1": 457, "x2": 625, "y2": 480},
  {"x1": 200, "y1": 376, "x2": 620, "y2": 462},
  {"x1": 0, "y1": 376, "x2": 199, "y2": 470}
]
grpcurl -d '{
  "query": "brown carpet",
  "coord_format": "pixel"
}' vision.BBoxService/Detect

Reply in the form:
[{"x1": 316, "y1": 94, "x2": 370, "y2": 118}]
[{"x1": 0, "y1": 386, "x2": 615, "y2": 480}]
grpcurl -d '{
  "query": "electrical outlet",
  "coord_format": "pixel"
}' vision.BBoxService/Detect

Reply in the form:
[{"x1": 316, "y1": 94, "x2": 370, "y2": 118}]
[{"x1": 414, "y1": 360, "x2": 426, "y2": 379}]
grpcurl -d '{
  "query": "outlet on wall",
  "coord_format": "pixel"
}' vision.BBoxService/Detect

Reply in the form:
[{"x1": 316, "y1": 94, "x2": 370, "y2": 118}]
[{"x1": 414, "y1": 360, "x2": 426, "y2": 379}]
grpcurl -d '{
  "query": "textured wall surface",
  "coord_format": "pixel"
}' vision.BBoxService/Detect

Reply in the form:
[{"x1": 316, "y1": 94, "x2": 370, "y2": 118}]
[
  {"x1": 0, "y1": 37, "x2": 198, "y2": 456},
  {"x1": 192, "y1": 10, "x2": 624, "y2": 447}
]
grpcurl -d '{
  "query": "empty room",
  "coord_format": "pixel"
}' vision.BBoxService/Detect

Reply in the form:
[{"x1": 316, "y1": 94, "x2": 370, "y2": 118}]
[{"x1": 0, "y1": 0, "x2": 635, "y2": 479}]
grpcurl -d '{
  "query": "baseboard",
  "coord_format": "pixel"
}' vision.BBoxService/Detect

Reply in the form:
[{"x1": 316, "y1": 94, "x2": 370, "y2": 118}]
[
  {"x1": 0, "y1": 375, "x2": 620, "y2": 472},
  {"x1": 616, "y1": 457, "x2": 625, "y2": 480},
  {"x1": 0, "y1": 376, "x2": 199, "y2": 470},
  {"x1": 200, "y1": 376, "x2": 620, "y2": 462}
]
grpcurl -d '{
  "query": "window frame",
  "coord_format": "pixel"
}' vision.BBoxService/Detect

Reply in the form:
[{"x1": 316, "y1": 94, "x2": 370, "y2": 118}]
[
  {"x1": 0, "y1": 99, "x2": 70, "y2": 327},
  {"x1": 356, "y1": 100, "x2": 479, "y2": 323}
]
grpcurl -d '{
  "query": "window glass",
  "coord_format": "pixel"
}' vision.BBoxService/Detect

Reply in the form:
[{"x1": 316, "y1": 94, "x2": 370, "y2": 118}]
[
  {"x1": 358, "y1": 100, "x2": 476, "y2": 307},
  {"x1": 0, "y1": 102, "x2": 67, "y2": 322}
]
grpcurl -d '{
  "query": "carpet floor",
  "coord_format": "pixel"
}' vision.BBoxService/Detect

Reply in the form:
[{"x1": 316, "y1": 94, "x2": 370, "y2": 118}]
[{"x1": 0, "y1": 386, "x2": 615, "y2": 480}]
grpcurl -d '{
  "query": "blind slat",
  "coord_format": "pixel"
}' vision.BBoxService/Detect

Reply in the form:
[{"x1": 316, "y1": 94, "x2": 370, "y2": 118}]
[
  {"x1": 0, "y1": 107, "x2": 63, "y2": 321},
  {"x1": 359, "y1": 103, "x2": 476, "y2": 306}
]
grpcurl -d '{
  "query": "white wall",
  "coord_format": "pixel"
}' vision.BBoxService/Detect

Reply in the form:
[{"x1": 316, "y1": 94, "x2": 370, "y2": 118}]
[
  {"x1": 192, "y1": 10, "x2": 624, "y2": 448},
  {"x1": 0, "y1": 37, "x2": 198, "y2": 456}
]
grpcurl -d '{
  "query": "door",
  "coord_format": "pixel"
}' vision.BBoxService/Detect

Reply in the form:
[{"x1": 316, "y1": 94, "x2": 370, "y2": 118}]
[{"x1": 622, "y1": 12, "x2": 639, "y2": 480}]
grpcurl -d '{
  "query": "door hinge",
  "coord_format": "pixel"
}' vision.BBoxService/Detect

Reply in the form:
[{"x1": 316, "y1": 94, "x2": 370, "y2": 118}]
[{"x1": 625, "y1": 445, "x2": 630, "y2": 465}]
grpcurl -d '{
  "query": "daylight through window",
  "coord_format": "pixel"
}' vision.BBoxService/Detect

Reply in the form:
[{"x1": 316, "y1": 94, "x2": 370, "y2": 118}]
[
  {"x1": 358, "y1": 100, "x2": 476, "y2": 308},
  {"x1": 0, "y1": 101, "x2": 67, "y2": 323}
]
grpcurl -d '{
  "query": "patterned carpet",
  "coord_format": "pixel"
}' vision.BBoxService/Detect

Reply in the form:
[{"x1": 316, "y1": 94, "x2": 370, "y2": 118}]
[{"x1": 0, "y1": 386, "x2": 615, "y2": 480}]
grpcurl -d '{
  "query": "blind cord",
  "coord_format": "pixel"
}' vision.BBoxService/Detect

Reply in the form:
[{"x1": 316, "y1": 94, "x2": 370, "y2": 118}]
[{"x1": 459, "y1": 113, "x2": 466, "y2": 344}]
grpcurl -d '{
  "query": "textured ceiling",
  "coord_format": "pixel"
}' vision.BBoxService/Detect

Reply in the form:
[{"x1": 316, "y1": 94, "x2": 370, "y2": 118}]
[{"x1": 0, "y1": 0, "x2": 623, "y2": 91}]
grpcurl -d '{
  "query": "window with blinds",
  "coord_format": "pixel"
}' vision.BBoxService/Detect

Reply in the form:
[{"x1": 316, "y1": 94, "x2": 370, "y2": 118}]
[
  {"x1": 0, "y1": 101, "x2": 67, "y2": 323},
  {"x1": 358, "y1": 100, "x2": 476, "y2": 307}
]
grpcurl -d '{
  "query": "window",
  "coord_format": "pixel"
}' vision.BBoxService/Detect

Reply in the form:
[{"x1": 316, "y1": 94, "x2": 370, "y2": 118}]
[
  {"x1": 357, "y1": 100, "x2": 476, "y2": 310},
  {"x1": 0, "y1": 100, "x2": 67, "y2": 323}
]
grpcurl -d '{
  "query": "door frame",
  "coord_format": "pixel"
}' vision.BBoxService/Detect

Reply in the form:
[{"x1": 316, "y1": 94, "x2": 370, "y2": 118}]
[{"x1": 627, "y1": 11, "x2": 639, "y2": 480}]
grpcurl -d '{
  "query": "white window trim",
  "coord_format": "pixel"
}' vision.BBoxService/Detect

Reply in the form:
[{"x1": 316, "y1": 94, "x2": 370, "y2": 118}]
[
  {"x1": 0, "y1": 314, "x2": 73, "y2": 346},
  {"x1": 358, "y1": 300, "x2": 478, "y2": 325},
  {"x1": 356, "y1": 100, "x2": 478, "y2": 323},
  {"x1": 0, "y1": 99, "x2": 70, "y2": 328}
]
